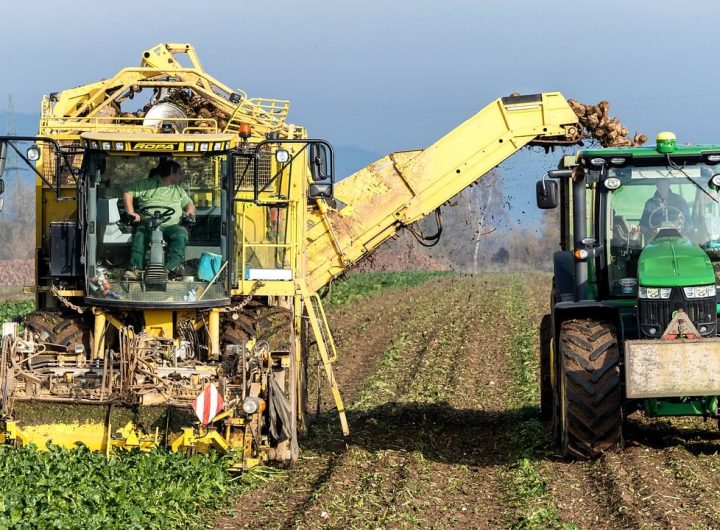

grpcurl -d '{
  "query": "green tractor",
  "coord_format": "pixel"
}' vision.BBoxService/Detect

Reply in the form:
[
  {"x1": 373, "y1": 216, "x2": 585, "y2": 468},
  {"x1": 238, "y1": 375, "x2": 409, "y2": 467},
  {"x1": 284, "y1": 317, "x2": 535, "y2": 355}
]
[{"x1": 538, "y1": 132, "x2": 720, "y2": 458}]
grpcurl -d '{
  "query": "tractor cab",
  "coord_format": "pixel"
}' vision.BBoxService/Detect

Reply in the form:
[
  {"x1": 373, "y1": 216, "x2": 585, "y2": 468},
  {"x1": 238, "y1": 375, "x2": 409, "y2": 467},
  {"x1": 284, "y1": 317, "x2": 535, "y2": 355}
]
[
  {"x1": 540, "y1": 132, "x2": 720, "y2": 336},
  {"x1": 574, "y1": 134, "x2": 720, "y2": 338}
]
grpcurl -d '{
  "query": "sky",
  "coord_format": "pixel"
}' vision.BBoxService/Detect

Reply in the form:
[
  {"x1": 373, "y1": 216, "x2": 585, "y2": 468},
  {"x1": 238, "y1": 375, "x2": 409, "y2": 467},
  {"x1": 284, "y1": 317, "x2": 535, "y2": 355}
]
[{"x1": 2, "y1": 0, "x2": 720, "y2": 224}]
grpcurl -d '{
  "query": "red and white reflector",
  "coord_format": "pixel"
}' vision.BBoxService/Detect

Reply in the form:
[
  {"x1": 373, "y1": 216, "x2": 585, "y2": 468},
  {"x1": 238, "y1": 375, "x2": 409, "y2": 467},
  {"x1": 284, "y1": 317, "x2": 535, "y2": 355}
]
[{"x1": 193, "y1": 383, "x2": 225, "y2": 426}]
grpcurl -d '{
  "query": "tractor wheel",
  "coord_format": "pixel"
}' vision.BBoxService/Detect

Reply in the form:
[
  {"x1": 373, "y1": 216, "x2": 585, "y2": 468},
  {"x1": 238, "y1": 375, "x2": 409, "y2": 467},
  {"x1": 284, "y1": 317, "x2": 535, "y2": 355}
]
[
  {"x1": 558, "y1": 319, "x2": 623, "y2": 459},
  {"x1": 539, "y1": 314, "x2": 553, "y2": 420}
]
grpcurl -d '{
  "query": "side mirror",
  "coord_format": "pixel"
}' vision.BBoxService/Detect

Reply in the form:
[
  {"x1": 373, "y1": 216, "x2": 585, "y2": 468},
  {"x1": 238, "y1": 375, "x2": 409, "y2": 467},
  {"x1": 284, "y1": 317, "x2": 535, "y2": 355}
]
[
  {"x1": 536, "y1": 179, "x2": 559, "y2": 209},
  {"x1": 309, "y1": 144, "x2": 328, "y2": 182},
  {"x1": 308, "y1": 182, "x2": 333, "y2": 199},
  {"x1": 0, "y1": 142, "x2": 6, "y2": 178}
]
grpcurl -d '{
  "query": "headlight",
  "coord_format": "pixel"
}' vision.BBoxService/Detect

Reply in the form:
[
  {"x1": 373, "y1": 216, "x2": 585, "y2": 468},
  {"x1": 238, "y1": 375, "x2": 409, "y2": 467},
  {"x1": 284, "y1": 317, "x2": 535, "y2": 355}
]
[
  {"x1": 683, "y1": 285, "x2": 717, "y2": 299},
  {"x1": 26, "y1": 145, "x2": 40, "y2": 161},
  {"x1": 604, "y1": 177, "x2": 622, "y2": 190},
  {"x1": 242, "y1": 396, "x2": 260, "y2": 415},
  {"x1": 275, "y1": 149, "x2": 290, "y2": 163},
  {"x1": 639, "y1": 287, "x2": 672, "y2": 299}
]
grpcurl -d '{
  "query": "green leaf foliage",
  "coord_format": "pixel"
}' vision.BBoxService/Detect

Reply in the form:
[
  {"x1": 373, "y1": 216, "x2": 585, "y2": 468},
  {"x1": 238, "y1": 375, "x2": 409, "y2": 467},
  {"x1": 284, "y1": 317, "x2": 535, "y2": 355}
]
[
  {"x1": 0, "y1": 300, "x2": 34, "y2": 323},
  {"x1": 326, "y1": 271, "x2": 451, "y2": 306},
  {"x1": 0, "y1": 445, "x2": 252, "y2": 529}
]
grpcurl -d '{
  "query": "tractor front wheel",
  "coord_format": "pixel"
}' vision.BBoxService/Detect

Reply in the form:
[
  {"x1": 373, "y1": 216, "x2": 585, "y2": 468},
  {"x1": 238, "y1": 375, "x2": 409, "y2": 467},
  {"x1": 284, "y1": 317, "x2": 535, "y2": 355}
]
[{"x1": 558, "y1": 319, "x2": 623, "y2": 459}]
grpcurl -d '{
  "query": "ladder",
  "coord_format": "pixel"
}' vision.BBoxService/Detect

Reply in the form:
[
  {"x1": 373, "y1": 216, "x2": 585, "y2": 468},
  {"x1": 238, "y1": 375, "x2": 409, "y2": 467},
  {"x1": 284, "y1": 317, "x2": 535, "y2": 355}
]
[{"x1": 297, "y1": 281, "x2": 349, "y2": 436}]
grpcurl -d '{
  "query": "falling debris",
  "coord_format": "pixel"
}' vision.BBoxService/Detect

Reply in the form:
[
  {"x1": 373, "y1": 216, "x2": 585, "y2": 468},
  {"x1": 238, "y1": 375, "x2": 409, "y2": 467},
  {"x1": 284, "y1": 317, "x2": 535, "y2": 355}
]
[{"x1": 568, "y1": 99, "x2": 648, "y2": 147}]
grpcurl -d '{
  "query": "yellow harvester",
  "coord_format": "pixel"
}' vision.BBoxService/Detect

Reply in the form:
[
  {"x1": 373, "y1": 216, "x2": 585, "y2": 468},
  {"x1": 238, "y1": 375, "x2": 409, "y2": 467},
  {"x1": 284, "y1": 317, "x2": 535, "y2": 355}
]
[{"x1": 0, "y1": 43, "x2": 581, "y2": 470}]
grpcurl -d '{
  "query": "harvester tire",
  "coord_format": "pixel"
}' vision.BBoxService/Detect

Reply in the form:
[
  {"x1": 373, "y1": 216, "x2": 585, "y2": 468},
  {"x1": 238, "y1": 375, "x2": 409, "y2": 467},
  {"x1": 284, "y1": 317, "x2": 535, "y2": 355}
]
[
  {"x1": 24, "y1": 311, "x2": 91, "y2": 353},
  {"x1": 558, "y1": 319, "x2": 622, "y2": 459},
  {"x1": 539, "y1": 314, "x2": 553, "y2": 420}
]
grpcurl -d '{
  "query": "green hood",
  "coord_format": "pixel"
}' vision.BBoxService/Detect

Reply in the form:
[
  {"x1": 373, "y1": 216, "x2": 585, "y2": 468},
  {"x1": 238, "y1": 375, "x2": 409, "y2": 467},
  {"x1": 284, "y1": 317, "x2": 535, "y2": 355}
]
[{"x1": 638, "y1": 235, "x2": 715, "y2": 287}]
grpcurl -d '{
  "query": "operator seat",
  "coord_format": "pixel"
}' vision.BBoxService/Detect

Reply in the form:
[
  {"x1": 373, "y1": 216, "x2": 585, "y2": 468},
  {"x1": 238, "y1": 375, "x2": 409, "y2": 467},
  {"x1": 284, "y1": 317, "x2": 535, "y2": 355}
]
[{"x1": 97, "y1": 198, "x2": 132, "y2": 244}]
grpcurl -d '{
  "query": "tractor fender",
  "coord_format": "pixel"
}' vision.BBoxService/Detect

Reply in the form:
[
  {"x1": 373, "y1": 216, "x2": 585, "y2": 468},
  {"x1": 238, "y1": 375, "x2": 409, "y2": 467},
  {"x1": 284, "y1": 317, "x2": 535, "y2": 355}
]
[
  {"x1": 552, "y1": 301, "x2": 625, "y2": 346},
  {"x1": 548, "y1": 301, "x2": 626, "y2": 409}
]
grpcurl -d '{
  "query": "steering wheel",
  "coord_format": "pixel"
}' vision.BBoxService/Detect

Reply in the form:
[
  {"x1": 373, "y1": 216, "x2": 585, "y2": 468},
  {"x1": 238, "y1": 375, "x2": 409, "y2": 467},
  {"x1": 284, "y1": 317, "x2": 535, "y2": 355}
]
[
  {"x1": 139, "y1": 206, "x2": 176, "y2": 225},
  {"x1": 648, "y1": 205, "x2": 685, "y2": 231}
]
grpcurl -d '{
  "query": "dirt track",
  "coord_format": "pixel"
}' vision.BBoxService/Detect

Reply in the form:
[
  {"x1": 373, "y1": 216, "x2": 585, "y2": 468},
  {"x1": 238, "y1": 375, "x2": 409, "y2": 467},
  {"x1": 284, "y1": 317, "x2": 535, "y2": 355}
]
[{"x1": 217, "y1": 273, "x2": 720, "y2": 529}]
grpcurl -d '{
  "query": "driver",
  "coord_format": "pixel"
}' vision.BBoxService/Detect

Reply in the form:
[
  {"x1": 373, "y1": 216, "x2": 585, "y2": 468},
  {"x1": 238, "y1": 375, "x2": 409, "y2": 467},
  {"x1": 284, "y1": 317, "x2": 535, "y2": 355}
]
[
  {"x1": 122, "y1": 160, "x2": 195, "y2": 279},
  {"x1": 639, "y1": 180, "x2": 691, "y2": 239}
]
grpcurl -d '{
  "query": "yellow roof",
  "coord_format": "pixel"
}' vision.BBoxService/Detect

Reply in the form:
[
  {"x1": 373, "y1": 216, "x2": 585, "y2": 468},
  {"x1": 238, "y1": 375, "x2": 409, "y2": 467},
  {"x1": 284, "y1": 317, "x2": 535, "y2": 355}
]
[{"x1": 80, "y1": 132, "x2": 236, "y2": 142}]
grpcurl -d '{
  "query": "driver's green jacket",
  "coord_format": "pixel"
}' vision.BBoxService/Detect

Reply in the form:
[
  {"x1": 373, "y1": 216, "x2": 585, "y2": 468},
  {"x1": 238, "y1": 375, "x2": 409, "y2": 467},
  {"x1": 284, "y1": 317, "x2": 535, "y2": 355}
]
[{"x1": 126, "y1": 176, "x2": 192, "y2": 227}]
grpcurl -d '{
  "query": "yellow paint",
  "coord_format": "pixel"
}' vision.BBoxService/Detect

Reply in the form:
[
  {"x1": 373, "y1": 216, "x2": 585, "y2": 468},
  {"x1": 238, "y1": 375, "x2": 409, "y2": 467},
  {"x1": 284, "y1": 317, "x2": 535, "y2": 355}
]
[
  {"x1": 9, "y1": 422, "x2": 108, "y2": 451},
  {"x1": 93, "y1": 308, "x2": 107, "y2": 359},
  {"x1": 208, "y1": 308, "x2": 221, "y2": 360},
  {"x1": 304, "y1": 93, "x2": 580, "y2": 292},
  {"x1": 298, "y1": 281, "x2": 348, "y2": 435},
  {"x1": 56, "y1": 290, "x2": 84, "y2": 297},
  {"x1": 144, "y1": 309, "x2": 174, "y2": 338}
]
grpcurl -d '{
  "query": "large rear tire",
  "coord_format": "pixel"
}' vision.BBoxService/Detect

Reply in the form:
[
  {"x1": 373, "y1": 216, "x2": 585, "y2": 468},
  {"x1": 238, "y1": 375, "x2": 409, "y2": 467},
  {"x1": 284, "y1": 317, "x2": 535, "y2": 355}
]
[
  {"x1": 539, "y1": 314, "x2": 553, "y2": 420},
  {"x1": 558, "y1": 319, "x2": 623, "y2": 459},
  {"x1": 24, "y1": 311, "x2": 92, "y2": 353}
]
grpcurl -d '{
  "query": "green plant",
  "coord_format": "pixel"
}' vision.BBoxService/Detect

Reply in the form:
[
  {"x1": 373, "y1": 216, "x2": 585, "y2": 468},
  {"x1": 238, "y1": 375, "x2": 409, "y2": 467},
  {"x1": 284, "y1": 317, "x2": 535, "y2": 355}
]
[
  {"x1": 326, "y1": 271, "x2": 452, "y2": 306},
  {"x1": 0, "y1": 445, "x2": 273, "y2": 529},
  {"x1": 0, "y1": 300, "x2": 34, "y2": 323}
]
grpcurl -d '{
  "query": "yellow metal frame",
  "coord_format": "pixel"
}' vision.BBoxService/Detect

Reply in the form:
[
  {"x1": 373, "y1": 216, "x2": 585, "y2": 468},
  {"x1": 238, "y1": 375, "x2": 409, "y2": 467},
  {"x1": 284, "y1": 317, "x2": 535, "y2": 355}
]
[
  {"x1": 304, "y1": 93, "x2": 580, "y2": 292},
  {"x1": 42, "y1": 43, "x2": 290, "y2": 142}
]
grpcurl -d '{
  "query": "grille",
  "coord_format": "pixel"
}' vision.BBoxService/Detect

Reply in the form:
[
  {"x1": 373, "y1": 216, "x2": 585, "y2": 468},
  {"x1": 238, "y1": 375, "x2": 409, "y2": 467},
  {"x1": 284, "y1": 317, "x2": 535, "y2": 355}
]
[
  {"x1": 40, "y1": 140, "x2": 84, "y2": 185},
  {"x1": 234, "y1": 152, "x2": 272, "y2": 190},
  {"x1": 638, "y1": 287, "x2": 716, "y2": 337}
]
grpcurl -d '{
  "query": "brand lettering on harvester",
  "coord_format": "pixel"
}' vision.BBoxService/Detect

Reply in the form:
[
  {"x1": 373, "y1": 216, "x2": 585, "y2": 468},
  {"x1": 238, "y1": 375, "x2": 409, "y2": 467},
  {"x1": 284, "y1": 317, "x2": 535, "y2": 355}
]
[{"x1": 132, "y1": 143, "x2": 177, "y2": 150}]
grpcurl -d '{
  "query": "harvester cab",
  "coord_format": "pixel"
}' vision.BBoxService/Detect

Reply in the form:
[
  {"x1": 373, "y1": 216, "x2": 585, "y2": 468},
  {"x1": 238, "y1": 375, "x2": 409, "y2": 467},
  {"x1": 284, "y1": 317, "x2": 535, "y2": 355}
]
[{"x1": 539, "y1": 132, "x2": 720, "y2": 458}]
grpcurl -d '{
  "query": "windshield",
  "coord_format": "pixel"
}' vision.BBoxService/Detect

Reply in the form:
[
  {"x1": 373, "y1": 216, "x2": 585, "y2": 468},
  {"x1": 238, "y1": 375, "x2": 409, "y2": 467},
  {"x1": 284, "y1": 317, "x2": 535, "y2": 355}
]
[
  {"x1": 606, "y1": 163, "x2": 720, "y2": 296},
  {"x1": 88, "y1": 154, "x2": 228, "y2": 305}
]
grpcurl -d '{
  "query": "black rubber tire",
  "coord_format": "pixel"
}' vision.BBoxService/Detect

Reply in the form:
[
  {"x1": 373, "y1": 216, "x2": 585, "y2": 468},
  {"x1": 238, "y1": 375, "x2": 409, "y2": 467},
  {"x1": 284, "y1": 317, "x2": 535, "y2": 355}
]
[
  {"x1": 558, "y1": 319, "x2": 623, "y2": 459},
  {"x1": 24, "y1": 311, "x2": 92, "y2": 353},
  {"x1": 539, "y1": 314, "x2": 553, "y2": 421}
]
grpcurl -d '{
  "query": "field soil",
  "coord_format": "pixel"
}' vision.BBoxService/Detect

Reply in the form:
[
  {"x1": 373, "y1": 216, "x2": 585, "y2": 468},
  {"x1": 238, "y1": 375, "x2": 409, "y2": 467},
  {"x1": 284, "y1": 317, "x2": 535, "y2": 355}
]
[
  {"x1": 214, "y1": 273, "x2": 720, "y2": 528},
  {"x1": 0, "y1": 259, "x2": 33, "y2": 286}
]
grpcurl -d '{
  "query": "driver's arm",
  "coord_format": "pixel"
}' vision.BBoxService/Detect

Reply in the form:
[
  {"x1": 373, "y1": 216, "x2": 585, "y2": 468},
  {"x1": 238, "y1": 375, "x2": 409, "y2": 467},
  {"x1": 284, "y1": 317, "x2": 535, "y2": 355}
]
[
  {"x1": 122, "y1": 191, "x2": 141, "y2": 222},
  {"x1": 180, "y1": 190, "x2": 195, "y2": 216}
]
